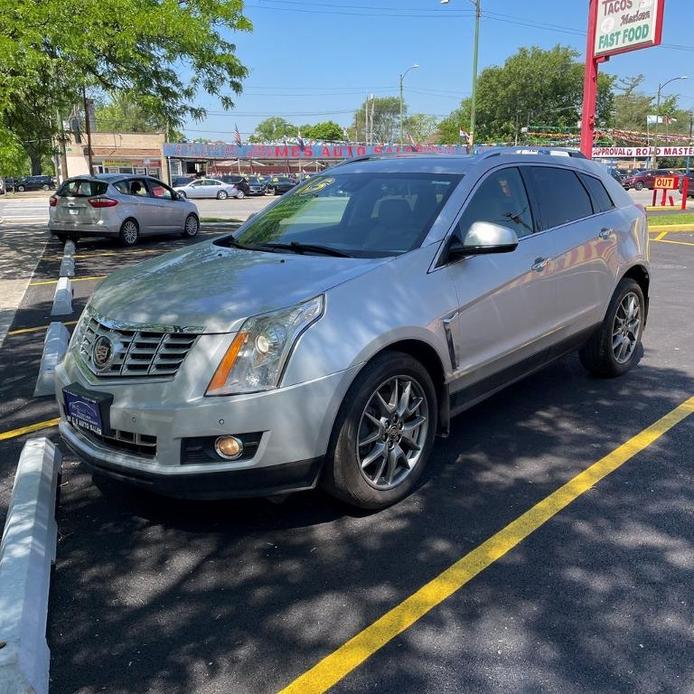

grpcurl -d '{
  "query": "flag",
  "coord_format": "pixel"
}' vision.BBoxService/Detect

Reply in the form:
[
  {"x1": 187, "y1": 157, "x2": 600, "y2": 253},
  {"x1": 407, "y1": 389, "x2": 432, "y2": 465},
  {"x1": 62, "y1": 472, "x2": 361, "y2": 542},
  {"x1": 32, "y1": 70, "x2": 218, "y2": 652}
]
[
  {"x1": 297, "y1": 129, "x2": 305, "y2": 150},
  {"x1": 234, "y1": 124, "x2": 242, "y2": 146}
]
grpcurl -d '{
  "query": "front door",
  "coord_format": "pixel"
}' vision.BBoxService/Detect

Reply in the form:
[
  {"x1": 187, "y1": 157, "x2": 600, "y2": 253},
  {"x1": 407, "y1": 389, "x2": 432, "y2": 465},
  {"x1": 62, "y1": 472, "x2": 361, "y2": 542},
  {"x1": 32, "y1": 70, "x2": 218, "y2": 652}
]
[{"x1": 444, "y1": 166, "x2": 557, "y2": 402}]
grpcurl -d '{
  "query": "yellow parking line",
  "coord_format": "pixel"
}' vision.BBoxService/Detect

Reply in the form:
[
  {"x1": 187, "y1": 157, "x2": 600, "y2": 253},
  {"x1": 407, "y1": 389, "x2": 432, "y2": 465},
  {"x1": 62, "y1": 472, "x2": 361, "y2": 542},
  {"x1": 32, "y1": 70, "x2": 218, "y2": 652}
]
[
  {"x1": 279, "y1": 395, "x2": 694, "y2": 694},
  {"x1": 30, "y1": 275, "x2": 106, "y2": 287},
  {"x1": 654, "y1": 231, "x2": 668, "y2": 241},
  {"x1": 7, "y1": 320, "x2": 78, "y2": 337},
  {"x1": 652, "y1": 238, "x2": 694, "y2": 247},
  {"x1": 648, "y1": 224, "x2": 694, "y2": 233},
  {"x1": 0, "y1": 417, "x2": 61, "y2": 442}
]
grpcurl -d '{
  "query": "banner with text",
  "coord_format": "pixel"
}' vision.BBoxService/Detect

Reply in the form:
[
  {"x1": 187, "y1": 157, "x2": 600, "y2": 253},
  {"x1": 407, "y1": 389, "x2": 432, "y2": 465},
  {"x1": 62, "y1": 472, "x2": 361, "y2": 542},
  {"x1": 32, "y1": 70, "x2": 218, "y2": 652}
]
[
  {"x1": 163, "y1": 143, "x2": 467, "y2": 160},
  {"x1": 594, "y1": 0, "x2": 665, "y2": 58},
  {"x1": 592, "y1": 145, "x2": 694, "y2": 158}
]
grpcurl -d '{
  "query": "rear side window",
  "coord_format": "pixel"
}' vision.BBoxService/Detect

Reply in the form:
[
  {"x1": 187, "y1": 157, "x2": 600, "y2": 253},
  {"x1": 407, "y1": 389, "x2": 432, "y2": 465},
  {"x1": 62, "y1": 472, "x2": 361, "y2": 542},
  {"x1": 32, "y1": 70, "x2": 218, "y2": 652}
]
[
  {"x1": 523, "y1": 167, "x2": 592, "y2": 230},
  {"x1": 57, "y1": 179, "x2": 107, "y2": 197},
  {"x1": 458, "y1": 167, "x2": 534, "y2": 239},
  {"x1": 579, "y1": 173, "x2": 614, "y2": 213}
]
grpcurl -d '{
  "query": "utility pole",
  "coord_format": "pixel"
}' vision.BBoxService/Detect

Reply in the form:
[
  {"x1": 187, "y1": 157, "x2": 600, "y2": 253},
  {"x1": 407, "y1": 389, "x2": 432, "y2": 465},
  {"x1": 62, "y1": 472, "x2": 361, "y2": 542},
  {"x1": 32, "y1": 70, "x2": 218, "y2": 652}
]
[
  {"x1": 82, "y1": 86, "x2": 94, "y2": 174},
  {"x1": 651, "y1": 75, "x2": 688, "y2": 168},
  {"x1": 56, "y1": 109, "x2": 68, "y2": 181},
  {"x1": 440, "y1": 0, "x2": 480, "y2": 149}
]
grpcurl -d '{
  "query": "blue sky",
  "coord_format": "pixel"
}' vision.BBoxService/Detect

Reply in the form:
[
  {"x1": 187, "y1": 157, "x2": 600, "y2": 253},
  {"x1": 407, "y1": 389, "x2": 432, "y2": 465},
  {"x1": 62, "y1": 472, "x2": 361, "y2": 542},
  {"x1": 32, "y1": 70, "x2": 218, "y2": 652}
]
[{"x1": 185, "y1": 0, "x2": 694, "y2": 140}]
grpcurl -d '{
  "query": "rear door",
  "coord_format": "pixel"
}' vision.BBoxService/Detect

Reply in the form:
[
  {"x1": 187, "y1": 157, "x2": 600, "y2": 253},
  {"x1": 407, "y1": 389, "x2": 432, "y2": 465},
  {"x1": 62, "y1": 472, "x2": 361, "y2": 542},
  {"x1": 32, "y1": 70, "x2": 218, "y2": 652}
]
[
  {"x1": 52, "y1": 179, "x2": 107, "y2": 227},
  {"x1": 113, "y1": 178, "x2": 162, "y2": 233},
  {"x1": 144, "y1": 178, "x2": 182, "y2": 232},
  {"x1": 521, "y1": 165, "x2": 617, "y2": 347}
]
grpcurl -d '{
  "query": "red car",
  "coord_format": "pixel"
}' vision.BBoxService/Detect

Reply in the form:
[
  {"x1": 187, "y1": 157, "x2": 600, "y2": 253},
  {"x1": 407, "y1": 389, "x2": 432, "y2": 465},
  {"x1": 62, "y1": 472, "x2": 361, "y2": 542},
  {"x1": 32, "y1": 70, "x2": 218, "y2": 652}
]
[{"x1": 621, "y1": 168, "x2": 675, "y2": 191}]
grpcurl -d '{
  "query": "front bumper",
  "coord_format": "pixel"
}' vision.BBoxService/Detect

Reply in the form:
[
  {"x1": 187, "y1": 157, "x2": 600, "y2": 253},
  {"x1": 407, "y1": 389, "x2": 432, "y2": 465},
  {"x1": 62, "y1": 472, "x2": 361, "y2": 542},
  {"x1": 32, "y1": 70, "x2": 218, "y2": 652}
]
[{"x1": 55, "y1": 352, "x2": 359, "y2": 499}]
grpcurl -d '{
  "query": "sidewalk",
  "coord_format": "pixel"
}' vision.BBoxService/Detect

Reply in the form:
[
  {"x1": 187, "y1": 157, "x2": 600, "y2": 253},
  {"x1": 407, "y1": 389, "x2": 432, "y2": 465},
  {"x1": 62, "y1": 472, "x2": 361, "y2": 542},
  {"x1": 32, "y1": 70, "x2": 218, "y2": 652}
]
[{"x1": 0, "y1": 226, "x2": 47, "y2": 349}]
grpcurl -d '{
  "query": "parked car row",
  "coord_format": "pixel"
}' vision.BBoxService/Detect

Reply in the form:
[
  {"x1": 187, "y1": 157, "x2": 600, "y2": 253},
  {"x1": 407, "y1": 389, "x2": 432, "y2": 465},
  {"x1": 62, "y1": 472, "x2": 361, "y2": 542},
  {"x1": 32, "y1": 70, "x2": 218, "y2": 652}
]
[
  {"x1": 171, "y1": 173, "x2": 302, "y2": 197},
  {"x1": 0, "y1": 174, "x2": 57, "y2": 193}
]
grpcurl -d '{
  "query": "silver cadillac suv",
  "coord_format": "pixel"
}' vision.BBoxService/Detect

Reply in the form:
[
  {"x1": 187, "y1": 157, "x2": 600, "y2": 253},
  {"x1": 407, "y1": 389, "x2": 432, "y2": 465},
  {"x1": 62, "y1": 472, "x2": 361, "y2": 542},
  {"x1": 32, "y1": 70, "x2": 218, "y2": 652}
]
[{"x1": 56, "y1": 149, "x2": 649, "y2": 509}]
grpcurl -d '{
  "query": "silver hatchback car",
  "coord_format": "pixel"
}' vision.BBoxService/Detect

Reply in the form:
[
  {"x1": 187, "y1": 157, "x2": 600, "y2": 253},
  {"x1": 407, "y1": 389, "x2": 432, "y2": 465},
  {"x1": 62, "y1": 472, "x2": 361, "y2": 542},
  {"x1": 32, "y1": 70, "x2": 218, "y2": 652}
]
[
  {"x1": 56, "y1": 149, "x2": 649, "y2": 509},
  {"x1": 49, "y1": 174, "x2": 200, "y2": 246}
]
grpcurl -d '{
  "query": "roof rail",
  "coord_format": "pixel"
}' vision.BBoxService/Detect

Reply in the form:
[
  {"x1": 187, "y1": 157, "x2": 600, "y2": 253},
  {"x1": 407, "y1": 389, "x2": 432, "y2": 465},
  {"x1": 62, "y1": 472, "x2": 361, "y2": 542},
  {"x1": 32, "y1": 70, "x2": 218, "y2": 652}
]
[{"x1": 479, "y1": 146, "x2": 586, "y2": 160}]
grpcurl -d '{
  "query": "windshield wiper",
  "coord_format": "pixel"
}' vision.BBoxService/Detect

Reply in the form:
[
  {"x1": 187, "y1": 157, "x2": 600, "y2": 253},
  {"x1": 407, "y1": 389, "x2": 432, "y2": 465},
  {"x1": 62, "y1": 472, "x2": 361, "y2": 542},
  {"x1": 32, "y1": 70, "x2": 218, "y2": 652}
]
[
  {"x1": 256, "y1": 241, "x2": 352, "y2": 258},
  {"x1": 217, "y1": 236, "x2": 260, "y2": 251}
]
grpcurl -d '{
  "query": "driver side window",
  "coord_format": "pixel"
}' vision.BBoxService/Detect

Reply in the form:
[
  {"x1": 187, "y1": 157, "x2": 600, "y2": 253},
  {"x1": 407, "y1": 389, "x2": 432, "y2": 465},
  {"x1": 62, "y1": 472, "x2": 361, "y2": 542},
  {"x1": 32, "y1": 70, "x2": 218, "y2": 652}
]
[{"x1": 457, "y1": 167, "x2": 534, "y2": 239}]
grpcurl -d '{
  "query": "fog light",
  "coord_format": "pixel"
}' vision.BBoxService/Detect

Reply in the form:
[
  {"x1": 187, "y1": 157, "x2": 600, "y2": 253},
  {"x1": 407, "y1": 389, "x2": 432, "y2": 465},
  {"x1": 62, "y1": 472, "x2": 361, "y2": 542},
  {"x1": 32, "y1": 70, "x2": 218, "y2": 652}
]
[{"x1": 214, "y1": 435, "x2": 243, "y2": 460}]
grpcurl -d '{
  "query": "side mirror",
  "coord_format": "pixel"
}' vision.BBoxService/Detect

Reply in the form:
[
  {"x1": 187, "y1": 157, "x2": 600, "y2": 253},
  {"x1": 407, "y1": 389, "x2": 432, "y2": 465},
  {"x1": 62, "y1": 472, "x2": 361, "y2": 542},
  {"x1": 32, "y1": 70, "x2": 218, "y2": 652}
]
[{"x1": 448, "y1": 221, "x2": 519, "y2": 260}]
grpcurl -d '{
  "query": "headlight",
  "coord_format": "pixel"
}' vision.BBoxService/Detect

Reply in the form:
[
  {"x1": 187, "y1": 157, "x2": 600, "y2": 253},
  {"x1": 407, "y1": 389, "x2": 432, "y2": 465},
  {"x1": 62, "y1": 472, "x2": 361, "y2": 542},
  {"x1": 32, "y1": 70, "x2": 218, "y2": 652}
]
[{"x1": 206, "y1": 295, "x2": 324, "y2": 396}]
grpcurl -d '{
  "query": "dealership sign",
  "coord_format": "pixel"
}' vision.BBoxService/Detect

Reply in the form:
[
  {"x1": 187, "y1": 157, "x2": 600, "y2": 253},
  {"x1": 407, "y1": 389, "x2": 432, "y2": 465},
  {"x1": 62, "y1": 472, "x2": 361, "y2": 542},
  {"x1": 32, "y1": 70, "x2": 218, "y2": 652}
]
[
  {"x1": 592, "y1": 145, "x2": 694, "y2": 158},
  {"x1": 163, "y1": 142, "x2": 467, "y2": 160},
  {"x1": 594, "y1": 0, "x2": 665, "y2": 57}
]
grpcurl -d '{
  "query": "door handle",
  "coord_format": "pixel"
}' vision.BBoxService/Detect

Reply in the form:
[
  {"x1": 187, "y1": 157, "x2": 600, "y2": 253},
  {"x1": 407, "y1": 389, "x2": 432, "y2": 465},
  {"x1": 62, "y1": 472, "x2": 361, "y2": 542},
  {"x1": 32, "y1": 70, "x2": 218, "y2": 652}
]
[
  {"x1": 598, "y1": 227, "x2": 614, "y2": 240},
  {"x1": 531, "y1": 257, "x2": 548, "y2": 272}
]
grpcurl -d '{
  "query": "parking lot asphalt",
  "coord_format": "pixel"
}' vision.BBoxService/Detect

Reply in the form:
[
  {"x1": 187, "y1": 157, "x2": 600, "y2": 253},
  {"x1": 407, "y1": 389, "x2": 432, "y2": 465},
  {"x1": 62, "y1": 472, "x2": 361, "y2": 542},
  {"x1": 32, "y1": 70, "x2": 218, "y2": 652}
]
[{"x1": 0, "y1": 226, "x2": 692, "y2": 693}]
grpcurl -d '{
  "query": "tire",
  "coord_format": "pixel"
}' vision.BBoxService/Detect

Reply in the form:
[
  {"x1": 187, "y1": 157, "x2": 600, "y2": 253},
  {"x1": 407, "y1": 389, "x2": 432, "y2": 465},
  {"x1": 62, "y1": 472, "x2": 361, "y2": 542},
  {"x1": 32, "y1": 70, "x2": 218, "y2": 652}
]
[
  {"x1": 321, "y1": 351, "x2": 438, "y2": 510},
  {"x1": 182, "y1": 213, "x2": 199, "y2": 238},
  {"x1": 268, "y1": 187, "x2": 276, "y2": 196},
  {"x1": 178, "y1": 191, "x2": 187, "y2": 198},
  {"x1": 42, "y1": 184, "x2": 49, "y2": 191},
  {"x1": 55, "y1": 233, "x2": 67, "y2": 243},
  {"x1": 217, "y1": 191, "x2": 228, "y2": 200},
  {"x1": 579, "y1": 278, "x2": 645, "y2": 378},
  {"x1": 17, "y1": 185, "x2": 25, "y2": 192},
  {"x1": 119, "y1": 219, "x2": 139, "y2": 247},
  {"x1": 634, "y1": 181, "x2": 644, "y2": 191}
]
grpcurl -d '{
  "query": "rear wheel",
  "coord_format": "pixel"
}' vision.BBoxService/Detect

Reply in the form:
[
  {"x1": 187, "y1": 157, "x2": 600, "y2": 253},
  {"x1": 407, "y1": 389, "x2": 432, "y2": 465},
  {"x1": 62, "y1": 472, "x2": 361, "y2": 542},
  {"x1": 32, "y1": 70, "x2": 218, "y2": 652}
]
[
  {"x1": 217, "y1": 190, "x2": 228, "y2": 200},
  {"x1": 236, "y1": 190, "x2": 245, "y2": 199},
  {"x1": 579, "y1": 278, "x2": 645, "y2": 377},
  {"x1": 268, "y1": 186, "x2": 276, "y2": 196},
  {"x1": 322, "y1": 352, "x2": 437, "y2": 510},
  {"x1": 42, "y1": 184, "x2": 49, "y2": 191},
  {"x1": 17, "y1": 185, "x2": 25, "y2": 192},
  {"x1": 635, "y1": 181, "x2": 644, "y2": 191},
  {"x1": 178, "y1": 190, "x2": 187, "y2": 198},
  {"x1": 182, "y1": 213, "x2": 199, "y2": 238},
  {"x1": 119, "y1": 219, "x2": 139, "y2": 247}
]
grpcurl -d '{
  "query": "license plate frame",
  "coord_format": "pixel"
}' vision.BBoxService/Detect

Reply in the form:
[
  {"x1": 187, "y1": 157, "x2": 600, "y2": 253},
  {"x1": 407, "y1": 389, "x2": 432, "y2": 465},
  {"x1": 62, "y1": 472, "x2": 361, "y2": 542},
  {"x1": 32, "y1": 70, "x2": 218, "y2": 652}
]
[{"x1": 63, "y1": 383, "x2": 113, "y2": 436}]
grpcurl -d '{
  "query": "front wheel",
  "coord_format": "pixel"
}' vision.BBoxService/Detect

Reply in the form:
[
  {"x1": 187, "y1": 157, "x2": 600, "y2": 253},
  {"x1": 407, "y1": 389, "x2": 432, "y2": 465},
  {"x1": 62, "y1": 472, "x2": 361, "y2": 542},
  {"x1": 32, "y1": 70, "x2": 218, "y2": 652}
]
[
  {"x1": 634, "y1": 181, "x2": 644, "y2": 191},
  {"x1": 182, "y1": 214, "x2": 199, "y2": 238},
  {"x1": 17, "y1": 185, "x2": 25, "y2": 192},
  {"x1": 119, "y1": 219, "x2": 139, "y2": 247},
  {"x1": 236, "y1": 190, "x2": 245, "y2": 199},
  {"x1": 178, "y1": 191, "x2": 187, "y2": 198},
  {"x1": 579, "y1": 278, "x2": 645, "y2": 377},
  {"x1": 217, "y1": 190, "x2": 228, "y2": 200},
  {"x1": 321, "y1": 352, "x2": 437, "y2": 510}
]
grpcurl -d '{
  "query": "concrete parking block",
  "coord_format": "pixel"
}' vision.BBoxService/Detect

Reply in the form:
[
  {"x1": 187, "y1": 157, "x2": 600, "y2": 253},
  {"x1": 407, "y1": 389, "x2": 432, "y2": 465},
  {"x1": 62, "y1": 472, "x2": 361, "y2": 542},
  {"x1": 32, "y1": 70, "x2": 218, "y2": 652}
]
[
  {"x1": 0, "y1": 438, "x2": 61, "y2": 694},
  {"x1": 50, "y1": 277, "x2": 72, "y2": 317},
  {"x1": 58, "y1": 256, "x2": 75, "y2": 278},
  {"x1": 63, "y1": 240, "x2": 76, "y2": 257},
  {"x1": 33, "y1": 322, "x2": 70, "y2": 398}
]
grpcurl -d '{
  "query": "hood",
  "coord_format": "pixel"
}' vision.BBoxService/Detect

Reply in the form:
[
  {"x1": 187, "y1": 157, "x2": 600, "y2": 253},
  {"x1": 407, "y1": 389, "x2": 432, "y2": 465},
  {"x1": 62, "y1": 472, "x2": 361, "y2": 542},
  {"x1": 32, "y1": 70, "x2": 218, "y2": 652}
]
[{"x1": 89, "y1": 241, "x2": 384, "y2": 333}]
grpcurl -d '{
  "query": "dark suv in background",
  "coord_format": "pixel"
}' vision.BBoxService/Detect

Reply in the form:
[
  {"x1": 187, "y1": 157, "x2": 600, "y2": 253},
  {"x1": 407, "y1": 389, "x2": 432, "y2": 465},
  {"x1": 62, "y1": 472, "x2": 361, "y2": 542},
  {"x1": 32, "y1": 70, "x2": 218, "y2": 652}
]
[
  {"x1": 219, "y1": 174, "x2": 250, "y2": 197},
  {"x1": 15, "y1": 175, "x2": 56, "y2": 191}
]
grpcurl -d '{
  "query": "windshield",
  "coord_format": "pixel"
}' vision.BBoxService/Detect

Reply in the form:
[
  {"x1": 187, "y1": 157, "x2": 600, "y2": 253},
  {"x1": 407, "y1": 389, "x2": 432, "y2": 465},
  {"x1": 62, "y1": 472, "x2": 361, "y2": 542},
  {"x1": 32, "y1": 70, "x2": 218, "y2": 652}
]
[{"x1": 228, "y1": 171, "x2": 461, "y2": 257}]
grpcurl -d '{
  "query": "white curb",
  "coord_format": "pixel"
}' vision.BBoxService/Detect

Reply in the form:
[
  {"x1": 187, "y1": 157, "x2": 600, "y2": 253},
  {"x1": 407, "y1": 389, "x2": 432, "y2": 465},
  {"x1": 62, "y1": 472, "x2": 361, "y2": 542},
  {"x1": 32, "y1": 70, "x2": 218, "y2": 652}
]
[
  {"x1": 0, "y1": 438, "x2": 61, "y2": 694},
  {"x1": 50, "y1": 277, "x2": 72, "y2": 317},
  {"x1": 63, "y1": 240, "x2": 76, "y2": 257},
  {"x1": 33, "y1": 323, "x2": 70, "y2": 398},
  {"x1": 58, "y1": 257, "x2": 75, "y2": 278}
]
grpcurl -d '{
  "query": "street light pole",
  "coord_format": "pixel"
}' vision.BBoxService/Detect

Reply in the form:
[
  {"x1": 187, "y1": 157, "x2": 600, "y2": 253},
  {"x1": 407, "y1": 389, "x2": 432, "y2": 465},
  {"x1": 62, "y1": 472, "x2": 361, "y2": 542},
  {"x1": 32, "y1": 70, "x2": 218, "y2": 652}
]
[
  {"x1": 440, "y1": 0, "x2": 481, "y2": 150},
  {"x1": 651, "y1": 75, "x2": 687, "y2": 168},
  {"x1": 399, "y1": 64, "x2": 419, "y2": 145}
]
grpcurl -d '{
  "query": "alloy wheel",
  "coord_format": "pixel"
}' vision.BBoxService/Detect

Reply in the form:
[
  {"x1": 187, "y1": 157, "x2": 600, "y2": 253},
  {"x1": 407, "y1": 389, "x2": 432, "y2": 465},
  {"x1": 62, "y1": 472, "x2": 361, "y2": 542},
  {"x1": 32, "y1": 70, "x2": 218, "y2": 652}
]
[
  {"x1": 357, "y1": 375, "x2": 429, "y2": 490},
  {"x1": 218, "y1": 191, "x2": 228, "y2": 200},
  {"x1": 121, "y1": 221, "x2": 138, "y2": 245},
  {"x1": 184, "y1": 215, "x2": 199, "y2": 237},
  {"x1": 612, "y1": 291, "x2": 641, "y2": 364}
]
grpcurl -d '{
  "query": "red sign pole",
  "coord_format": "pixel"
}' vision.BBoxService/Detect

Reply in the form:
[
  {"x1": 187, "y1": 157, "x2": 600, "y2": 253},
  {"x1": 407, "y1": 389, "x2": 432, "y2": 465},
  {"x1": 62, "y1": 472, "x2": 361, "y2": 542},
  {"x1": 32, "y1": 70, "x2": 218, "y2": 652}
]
[{"x1": 580, "y1": 0, "x2": 599, "y2": 159}]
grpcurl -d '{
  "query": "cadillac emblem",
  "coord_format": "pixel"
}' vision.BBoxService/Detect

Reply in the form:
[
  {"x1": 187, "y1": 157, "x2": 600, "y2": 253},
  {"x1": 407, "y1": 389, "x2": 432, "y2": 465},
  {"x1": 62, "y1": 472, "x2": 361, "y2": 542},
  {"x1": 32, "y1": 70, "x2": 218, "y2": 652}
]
[{"x1": 92, "y1": 335, "x2": 114, "y2": 371}]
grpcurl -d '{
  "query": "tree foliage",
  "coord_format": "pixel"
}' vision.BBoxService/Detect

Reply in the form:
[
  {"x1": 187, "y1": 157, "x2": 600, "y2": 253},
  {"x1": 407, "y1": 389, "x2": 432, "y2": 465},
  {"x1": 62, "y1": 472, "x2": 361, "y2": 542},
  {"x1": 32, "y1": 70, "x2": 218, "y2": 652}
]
[
  {"x1": 350, "y1": 96, "x2": 402, "y2": 143},
  {"x1": 94, "y1": 92, "x2": 183, "y2": 140},
  {"x1": 403, "y1": 113, "x2": 438, "y2": 144},
  {"x1": 0, "y1": 0, "x2": 251, "y2": 128},
  {"x1": 301, "y1": 121, "x2": 344, "y2": 142},
  {"x1": 249, "y1": 117, "x2": 296, "y2": 142},
  {"x1": 0, "y1": 125, "x2": 29, "y2": 176}
]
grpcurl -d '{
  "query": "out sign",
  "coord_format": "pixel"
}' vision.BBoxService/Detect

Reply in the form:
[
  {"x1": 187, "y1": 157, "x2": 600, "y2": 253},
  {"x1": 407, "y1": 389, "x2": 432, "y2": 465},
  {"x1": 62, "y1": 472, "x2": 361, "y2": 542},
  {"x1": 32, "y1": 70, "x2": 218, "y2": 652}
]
[{"x1": 653, "y1": 176, "x2": 678, "y2": 190}]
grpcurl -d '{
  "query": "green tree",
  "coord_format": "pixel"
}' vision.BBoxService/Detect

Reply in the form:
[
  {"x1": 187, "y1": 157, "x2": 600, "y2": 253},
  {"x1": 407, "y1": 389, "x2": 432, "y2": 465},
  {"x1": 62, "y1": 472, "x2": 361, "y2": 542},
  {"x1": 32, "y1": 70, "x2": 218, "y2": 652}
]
[
  {"x1": 0, "y1": 0, "x2": 251, "y2": 128},
  {"x1": 439, "y1": 46, "x2": 615, "y2": 144},
  {"x1": 351, "y1": 97, "x2": 402, "y2": 143},
  {"x1": 436, "y1": 101, "x2": 472, "y2": 144},
  {"x1": 613, "y1": 75, "x2": 653, "y2": 132},
  {"x1": 403, "y1": 113, "x2": 439, "y2": 144},
  {"x1": 0, "y1": 125, "x2": 29, "y2": 177},
  {"x1": 302, "y1": 121, "x2": 344, "y2": 142},
  {"x1": 250, "y1": 117, "x2": 296, "y2": 142},
  {"x1": 94, "y1": 92, "x2": 182, "y2": 139}
]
